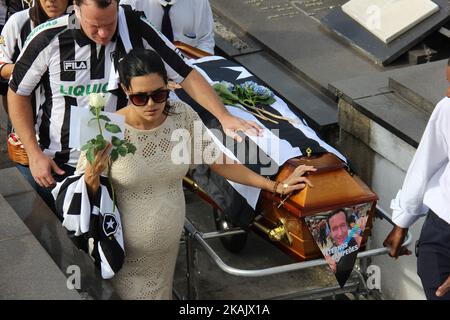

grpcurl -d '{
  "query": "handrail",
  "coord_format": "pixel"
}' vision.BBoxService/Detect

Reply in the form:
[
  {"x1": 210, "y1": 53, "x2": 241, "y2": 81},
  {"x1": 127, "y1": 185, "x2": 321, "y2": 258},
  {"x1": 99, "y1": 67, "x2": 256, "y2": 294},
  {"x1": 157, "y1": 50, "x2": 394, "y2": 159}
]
[{"x1": 184, "y1": 205, "x2": 412, "y2": 278}]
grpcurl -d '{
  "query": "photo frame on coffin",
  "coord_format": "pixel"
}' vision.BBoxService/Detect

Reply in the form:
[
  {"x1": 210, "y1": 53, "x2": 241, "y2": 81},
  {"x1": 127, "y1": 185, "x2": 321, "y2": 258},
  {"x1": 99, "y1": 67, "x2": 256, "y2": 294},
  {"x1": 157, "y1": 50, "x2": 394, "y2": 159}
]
[{"x1": 305, "y1": 203, "x2": 372, "y2": 287}]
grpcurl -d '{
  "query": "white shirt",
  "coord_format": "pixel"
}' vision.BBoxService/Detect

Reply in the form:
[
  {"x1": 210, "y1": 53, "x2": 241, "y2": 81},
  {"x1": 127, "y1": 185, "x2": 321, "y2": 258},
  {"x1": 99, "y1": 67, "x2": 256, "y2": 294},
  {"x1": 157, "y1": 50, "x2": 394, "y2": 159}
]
[
  {"x1": 391, "y1": 97, "x2": 450, "y2": 227},
  {"x1": 121, "y1": 0, "x2": 215, "y2": 54}
]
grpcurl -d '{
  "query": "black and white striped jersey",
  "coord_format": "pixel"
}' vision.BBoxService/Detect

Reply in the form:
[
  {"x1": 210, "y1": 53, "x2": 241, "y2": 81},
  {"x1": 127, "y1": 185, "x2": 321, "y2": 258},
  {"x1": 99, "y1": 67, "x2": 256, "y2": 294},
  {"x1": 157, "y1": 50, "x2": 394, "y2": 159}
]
[
  {"x1": 10, "y1": 5, "x2": 193, "y2": 166},
  {"x1": 0, "y1": 9, "x2": 33, "y2": 67},
  {"x1": 0, "y1": 6, "x2": 74, "y2": 111},
  {"x1": 0, "y1": 6, "x2": 74, "y2": 68},
  {"x1": 0, "y1": 8, "x2": 33, "y2": 95}
]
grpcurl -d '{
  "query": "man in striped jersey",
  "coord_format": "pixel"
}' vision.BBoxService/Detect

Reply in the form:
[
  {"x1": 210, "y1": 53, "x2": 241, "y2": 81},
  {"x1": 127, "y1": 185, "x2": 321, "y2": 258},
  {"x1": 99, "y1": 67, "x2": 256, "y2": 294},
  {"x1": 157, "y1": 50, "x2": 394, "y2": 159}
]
[
  {"x1": 0, "y1": 0, "x2": 72, "y2": 106},
  {"x1": 7, "y1": 0, "x2": 260, "y2": 212}
]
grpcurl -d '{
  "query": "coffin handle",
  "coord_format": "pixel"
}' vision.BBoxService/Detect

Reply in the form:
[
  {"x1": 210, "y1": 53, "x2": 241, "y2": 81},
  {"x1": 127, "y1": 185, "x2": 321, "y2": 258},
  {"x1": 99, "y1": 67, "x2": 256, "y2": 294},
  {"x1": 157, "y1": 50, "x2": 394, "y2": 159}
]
[{"x1": 253, "y1": 218, "x2": 293, "y2": 246}]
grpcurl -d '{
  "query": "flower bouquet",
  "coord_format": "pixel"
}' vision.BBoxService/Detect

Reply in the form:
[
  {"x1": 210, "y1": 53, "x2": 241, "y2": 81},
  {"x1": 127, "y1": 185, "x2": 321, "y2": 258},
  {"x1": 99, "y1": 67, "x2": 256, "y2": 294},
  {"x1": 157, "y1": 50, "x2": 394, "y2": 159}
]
[{"x1": 213, "y1": 81, "x2": 297, "y2": 124}]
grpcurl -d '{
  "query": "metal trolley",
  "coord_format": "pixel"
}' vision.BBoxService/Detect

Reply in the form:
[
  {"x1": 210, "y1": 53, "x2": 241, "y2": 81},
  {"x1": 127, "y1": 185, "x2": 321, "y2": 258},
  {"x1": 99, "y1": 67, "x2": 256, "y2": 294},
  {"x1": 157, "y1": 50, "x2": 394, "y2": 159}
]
[{"x1": 175, "y1": 205, "x2": 412, "y2": 300}]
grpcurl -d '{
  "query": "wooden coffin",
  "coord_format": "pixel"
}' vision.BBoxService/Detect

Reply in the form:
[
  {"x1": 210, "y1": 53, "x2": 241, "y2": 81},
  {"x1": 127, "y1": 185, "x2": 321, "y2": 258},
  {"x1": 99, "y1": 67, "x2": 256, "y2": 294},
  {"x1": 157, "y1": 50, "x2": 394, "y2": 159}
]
[
  {"x1": 253, "y1": 153, "x2": 378, "y2": 261},
  {"x1": 173, "y1": 42, "x2": 378, "y2": 262}
]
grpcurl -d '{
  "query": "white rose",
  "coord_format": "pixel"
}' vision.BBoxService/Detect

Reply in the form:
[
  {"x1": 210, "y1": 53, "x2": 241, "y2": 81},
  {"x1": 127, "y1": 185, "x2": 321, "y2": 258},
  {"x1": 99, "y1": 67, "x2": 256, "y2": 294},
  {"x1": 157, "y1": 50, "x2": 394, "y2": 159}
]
[{"x1": 89, "y1": 93, "x2": 106, "y2": 108}]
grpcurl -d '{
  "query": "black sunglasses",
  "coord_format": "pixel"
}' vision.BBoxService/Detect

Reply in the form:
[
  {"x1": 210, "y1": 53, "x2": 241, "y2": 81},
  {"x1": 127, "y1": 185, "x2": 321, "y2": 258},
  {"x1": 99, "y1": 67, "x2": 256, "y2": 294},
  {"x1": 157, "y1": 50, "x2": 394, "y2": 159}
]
[{"x1": 128, "y1": 89, "x2": 170, "y2": 106}]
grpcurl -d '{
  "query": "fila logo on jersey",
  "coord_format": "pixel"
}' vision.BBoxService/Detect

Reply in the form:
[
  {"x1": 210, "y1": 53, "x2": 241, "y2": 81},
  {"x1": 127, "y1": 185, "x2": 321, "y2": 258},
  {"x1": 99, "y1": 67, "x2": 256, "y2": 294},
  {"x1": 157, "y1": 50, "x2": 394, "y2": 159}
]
[{"x1": 63, "y1": 60, "x2": 88, "y2": 71}]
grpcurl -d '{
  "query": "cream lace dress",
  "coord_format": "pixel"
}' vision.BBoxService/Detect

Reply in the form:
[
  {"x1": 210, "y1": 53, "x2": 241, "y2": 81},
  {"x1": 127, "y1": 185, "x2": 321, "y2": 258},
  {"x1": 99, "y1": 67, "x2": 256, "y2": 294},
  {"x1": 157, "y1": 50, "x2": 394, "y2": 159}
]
[{"x1": 106, "y1": 100, "x2": 218, "y2": 299}]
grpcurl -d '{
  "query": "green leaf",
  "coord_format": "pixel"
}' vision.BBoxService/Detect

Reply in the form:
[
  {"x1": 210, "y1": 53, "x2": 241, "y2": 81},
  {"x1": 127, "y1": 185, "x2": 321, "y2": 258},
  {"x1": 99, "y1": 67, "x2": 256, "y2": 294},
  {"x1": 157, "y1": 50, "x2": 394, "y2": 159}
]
[
  {"x1": 86, "y1": 147, "x2": 95, "y2": 165},
  {"x1": 255, "y1": 95, "x2": 276, "y2": 106},
  {"x1": 98, "y1": 115, "x2": 111, "y2": 122},
  {"x1": 105, "y1": 123, "x2": 121, "y2": 134},
  {"x1": 125, "y1": 142, "x2": 137, "y2": 155},
  {"x1": 235, "y1": 85, "x2": 245, "y2": 97},
  {"x1": 95, "y1": 139, "x2": 107, "y2": 152},
  {"x1": 212, "y1": 83, "x2": 229, "y2": 92},
  {"x1": 267, "y1": 97, "x2": 276, "y2": 105},
  {"x1": 241, "y1": 98, "x2": 255, "y2": 107},
  {"x1": 89, "y1": 107, "x2": 97, "y2": 116},
  {"x1": 88, "y1": 117, "x2": 97, "y2": 126},
  {"x1": 110, "y1": 149, "x2": 119, "y2": 162},
  {"x1": 87, "y1": 139, "x2": 97, "y2": 148},
  {"x1": 96, "y1": 134, "x2": 106, "y2": 143},
  {"x1": 118, "y1": 145, "x2": 127, "y2": 156},
  {"x1": 111, "y1": 136, "x2": 123, "y2": 147},
  {"x1": 213, "y1": 83, "x2": 239, "y2": 102},
  {"x1": 222, "y1": 98, "x2": 237, "y2": 106},
  {"x1": 81, "y1": 142, "x2": 91, "y2": 151}
]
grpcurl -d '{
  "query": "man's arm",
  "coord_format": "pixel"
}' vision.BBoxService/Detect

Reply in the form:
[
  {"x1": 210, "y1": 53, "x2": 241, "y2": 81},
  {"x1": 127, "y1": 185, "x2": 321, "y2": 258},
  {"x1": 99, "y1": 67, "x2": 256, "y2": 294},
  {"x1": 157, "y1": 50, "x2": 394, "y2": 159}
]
[
  {"x1": 133, "y1": 9, "x2": 262, "y2": 141},
  {"x1": 7, "y1": 16, "x2": 68, "y2": 187},
  {"x1": 384, "y1": 99, "x2": 450, "y2": 258},
  {"x1": 181, "y1": 69, "x2": 261, "y2": 142},
  {"x1": 7, "y1": 89, "x2": 64, "y2": 187}
]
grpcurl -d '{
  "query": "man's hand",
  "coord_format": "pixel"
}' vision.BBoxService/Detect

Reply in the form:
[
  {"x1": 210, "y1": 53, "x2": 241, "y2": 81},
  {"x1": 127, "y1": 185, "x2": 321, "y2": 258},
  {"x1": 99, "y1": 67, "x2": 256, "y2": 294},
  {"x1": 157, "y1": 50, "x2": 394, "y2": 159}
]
[
  {"x1": 220, "y1": 113, "x2": 262, "y2": 142},
  {"x1": 383, "y1": 225, "x2": 412, "y2": 258},
  {"x1": 8, "y1": 90, "x2": 65, "y2": 188},
  {"x1": 180, "y1": 69, "x2": 263, "y2": 142},
  {"x1": 29, "y1": 151, "x2": 65, "y2": 188},
  {"x1": 436, "y1": 275, "x2": 450, "y2": 298}
]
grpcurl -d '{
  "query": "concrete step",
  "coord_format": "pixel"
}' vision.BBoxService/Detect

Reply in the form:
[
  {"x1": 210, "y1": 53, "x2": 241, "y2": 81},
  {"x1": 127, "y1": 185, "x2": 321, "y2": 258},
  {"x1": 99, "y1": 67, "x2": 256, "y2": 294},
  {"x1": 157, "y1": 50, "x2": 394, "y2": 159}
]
[
  {"x1": 388, "y1": 59, "x2": 448, "y2": 115},
  {"x1": 0, "y1": 167, "x2": 120, "y2": 300},
  {"x1": 0, "y1": 192, "x2": 82, "y2": 299}
]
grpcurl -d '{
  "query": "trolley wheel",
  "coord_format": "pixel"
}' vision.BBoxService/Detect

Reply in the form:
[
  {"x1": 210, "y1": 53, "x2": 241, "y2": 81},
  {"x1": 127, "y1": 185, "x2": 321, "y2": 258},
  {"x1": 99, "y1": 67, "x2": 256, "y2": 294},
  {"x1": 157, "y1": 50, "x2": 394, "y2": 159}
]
[{"x1": 213, "y1": 209, "x2": 248, "y2": 253}]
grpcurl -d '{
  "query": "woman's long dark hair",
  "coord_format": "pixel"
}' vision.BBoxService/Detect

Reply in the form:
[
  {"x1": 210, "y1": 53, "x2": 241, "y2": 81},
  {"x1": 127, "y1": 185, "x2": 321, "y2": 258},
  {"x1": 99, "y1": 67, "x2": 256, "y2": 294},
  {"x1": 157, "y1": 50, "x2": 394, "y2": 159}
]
[
  {"x1": 30, "y1": 0, "x2": 70, "y2": 26},
  {"x1": 118, "y1": 49, "x2": 172, "y2": 114}
]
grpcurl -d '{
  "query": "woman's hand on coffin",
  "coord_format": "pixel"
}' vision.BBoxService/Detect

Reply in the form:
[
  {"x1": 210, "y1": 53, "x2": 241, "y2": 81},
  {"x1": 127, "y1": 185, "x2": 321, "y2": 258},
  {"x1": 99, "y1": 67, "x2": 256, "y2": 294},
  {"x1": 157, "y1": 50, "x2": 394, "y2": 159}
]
[
  {"x1": 85, "y1": 143, "x2": 112, "y2": 181},
  {"x1": 383, "y1": 225, "x2": 411, "y2": 259},
  {"x1": 278, "y1": 165, "x2": 317, "y2": 195}
]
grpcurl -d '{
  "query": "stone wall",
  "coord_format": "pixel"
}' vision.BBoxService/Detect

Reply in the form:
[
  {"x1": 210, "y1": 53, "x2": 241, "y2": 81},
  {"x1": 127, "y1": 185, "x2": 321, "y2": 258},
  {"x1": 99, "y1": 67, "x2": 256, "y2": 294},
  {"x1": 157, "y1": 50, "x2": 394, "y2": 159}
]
[{"x1": 338, "y1": 99, "x2": 426, "y2": 300}]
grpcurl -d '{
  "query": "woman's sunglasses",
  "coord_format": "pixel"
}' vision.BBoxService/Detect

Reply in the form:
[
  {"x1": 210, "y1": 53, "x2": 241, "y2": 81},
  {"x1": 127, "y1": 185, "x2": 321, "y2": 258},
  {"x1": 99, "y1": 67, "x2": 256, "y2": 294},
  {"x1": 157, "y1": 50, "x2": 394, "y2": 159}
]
[{"x1": 128, "y1": 89, "x2": 170, "y2": 106}]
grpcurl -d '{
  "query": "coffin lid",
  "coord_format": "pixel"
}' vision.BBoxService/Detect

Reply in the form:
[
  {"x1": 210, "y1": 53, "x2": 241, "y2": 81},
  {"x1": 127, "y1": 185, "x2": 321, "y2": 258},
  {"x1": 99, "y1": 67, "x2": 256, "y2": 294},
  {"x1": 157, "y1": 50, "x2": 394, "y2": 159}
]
[{"x1": 270, "y1": 153, "x2": 378, "y2": 218}]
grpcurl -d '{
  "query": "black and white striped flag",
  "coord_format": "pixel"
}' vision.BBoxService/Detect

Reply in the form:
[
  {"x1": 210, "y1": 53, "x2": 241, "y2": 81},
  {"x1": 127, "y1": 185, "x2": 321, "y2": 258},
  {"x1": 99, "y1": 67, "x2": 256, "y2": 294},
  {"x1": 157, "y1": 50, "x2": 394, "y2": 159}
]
[
  {"x1": 174, "y1": 56, "x2": 347, "y2": 226},
  {"x1": 52, "y1": 175, "x2": 125, "y2": 279}
]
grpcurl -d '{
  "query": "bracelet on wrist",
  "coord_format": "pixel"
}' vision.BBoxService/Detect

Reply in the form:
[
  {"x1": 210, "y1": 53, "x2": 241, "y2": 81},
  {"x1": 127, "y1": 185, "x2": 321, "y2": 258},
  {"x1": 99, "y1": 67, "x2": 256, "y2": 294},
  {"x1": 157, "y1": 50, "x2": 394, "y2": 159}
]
[{"x1": 272, "y1": 181, "x2": 280, "y2": 195}]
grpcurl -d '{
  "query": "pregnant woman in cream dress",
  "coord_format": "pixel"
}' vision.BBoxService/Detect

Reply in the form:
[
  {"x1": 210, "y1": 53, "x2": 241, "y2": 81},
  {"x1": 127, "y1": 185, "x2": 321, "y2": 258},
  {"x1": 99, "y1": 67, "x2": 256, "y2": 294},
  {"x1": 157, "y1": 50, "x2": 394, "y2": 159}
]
[{"x1": 81, "y1": 49, "x2": 315, "y2": 299}]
